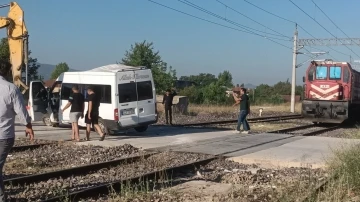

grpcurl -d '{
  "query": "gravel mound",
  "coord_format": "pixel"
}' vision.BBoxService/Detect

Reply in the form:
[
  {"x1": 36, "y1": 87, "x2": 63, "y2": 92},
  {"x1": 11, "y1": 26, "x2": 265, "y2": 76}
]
[
  {"x1": 4, "y1": 143, "x2": 140, "y2": 177},
  {"x1": 13, "y1": 138, "x2": 58, "y2": 147}
]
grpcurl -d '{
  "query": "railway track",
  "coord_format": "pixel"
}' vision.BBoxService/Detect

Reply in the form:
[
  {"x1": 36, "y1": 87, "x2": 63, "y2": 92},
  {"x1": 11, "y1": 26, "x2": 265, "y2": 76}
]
[
  {"x1": 163, "y1": 114, "x2": 303, "y2": 128},
  {"x1": 4, "y1": 152, "x2": 157, "y2": 186},
  {"x1": 5, "y1": 151, "x2": 215, "y2": 201},
  {"x1": 6, "y1": 114, "x2": 342, "y2": 201},
  {"x1": 40, "y1": 155, "x2": 216, "y2": 202},
  {"x1": 8, "y1": 121, "x2": 333, "y2": 202}
]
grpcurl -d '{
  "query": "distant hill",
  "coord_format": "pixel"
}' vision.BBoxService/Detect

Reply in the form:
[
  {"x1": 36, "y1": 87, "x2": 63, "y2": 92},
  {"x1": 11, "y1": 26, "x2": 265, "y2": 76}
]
[{"x1": 37, "y1": 63, "x2": 78, "y2": 80}]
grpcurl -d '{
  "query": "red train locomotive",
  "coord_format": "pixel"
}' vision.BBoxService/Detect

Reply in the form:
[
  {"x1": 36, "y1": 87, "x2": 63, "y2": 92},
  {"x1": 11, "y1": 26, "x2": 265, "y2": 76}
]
[{"x1": 302, "y1": 59, "x2": 360, "y2": 123}]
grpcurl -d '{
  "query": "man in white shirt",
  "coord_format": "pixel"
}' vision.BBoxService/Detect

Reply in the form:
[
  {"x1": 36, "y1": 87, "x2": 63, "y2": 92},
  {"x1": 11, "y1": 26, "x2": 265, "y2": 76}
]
[{"x1": 0, "y1": 60, "x2": 34, "y2": 201}]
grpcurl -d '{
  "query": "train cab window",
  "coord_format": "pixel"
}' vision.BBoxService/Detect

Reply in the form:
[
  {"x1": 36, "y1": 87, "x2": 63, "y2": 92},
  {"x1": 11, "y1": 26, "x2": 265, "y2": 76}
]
[
  {"x1": 316, "y1": 66, "x2": 327, "y2": 80},
  {"x1": 329, "y1": 66, "x2": 341, "y2": 80},
  {"x1": 308, "y1": 66, "x2": 316, "y2": 81},
  {"x1": 343, "y1": 67, "x2": 350, "y2": 83}
]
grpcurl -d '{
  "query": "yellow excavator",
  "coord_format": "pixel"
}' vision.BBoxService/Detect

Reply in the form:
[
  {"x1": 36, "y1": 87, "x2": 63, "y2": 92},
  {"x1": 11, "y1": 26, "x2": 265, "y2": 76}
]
[{"x1": 0, "y1": 2, "x2": 28, "y2": 94}]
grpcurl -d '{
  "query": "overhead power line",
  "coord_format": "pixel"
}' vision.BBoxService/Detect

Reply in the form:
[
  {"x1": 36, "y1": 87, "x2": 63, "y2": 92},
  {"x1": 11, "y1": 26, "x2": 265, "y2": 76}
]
[
  {"x1": 147, "y1": 0, "x2": 292, "y2": 49},
  {"x1": 215, "y1": 0, "x2": 291, "y2": 39},
  {"x1": 311, "y1": 0, "x2": 360, "y2": 48},
  {"x1": 177, "y1": 0, "x2": 290, "y2": 40},
  {"x1": 288, "y1": 0, "x2": 360, "y2": 58},
  {"x1": 243, "y1": 0, "x2": 351, "y2": 58},
  {"x1": 243, "y1": 0, "x2": 295, "y2": 24}
]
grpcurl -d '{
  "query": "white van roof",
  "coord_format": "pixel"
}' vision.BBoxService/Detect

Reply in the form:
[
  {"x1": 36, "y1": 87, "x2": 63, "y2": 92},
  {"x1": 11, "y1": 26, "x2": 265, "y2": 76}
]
[{"x1": 86, "y1": 64, "x2": 147, "y2": 73}]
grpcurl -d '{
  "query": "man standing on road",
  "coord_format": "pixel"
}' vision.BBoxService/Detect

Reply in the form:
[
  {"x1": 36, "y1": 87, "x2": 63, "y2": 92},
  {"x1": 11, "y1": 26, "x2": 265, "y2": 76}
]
[
  {"x1": 85, "y1": 86, "x2": 105, "y2": 141},
  {"x1": 61, "y1": 85, "x2": 85, "y2": 141},
  {"x1": 0, "y1": 60, "x2": 34, "y2": 201},
  {"x1": 162, "y1": 88, "x2": 177, "y2": 125},
  {"x1": 232, "y1": 88, "x2": 251, "y2": 134}
]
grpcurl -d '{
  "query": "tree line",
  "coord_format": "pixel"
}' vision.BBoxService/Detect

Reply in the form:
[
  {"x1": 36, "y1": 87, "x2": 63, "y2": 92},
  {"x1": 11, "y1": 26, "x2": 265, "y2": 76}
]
[{"x1": 0, "y1": 37, "x2": 303, "y2": 105}]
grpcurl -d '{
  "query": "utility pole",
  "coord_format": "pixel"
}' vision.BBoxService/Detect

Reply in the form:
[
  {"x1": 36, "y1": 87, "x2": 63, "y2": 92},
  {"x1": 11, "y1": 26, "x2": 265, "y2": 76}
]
[{"x1": 290, "y1": 24, "x2": 298, "y2": 113}]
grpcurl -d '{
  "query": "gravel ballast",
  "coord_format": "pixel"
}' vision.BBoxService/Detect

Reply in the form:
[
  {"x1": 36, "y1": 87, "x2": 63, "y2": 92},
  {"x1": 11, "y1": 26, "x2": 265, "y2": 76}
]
[
  {"x1": 7, "y1": 152, "x2": 213, "y2": 201},
  {"x1": 4, "y1": 143, "x2": 141, "y2": 178}
]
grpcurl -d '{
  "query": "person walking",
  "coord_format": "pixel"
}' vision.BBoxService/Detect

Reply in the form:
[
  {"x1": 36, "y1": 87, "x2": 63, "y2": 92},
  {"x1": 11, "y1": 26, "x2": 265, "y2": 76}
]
[
  {"x1": 162, "y1": 88, "x2": 177, "y2": 125},
  {"x1": 61, "y1": 85, "x2": 85, "y2": 141},
  {"x1": 85, "y1": 86, "x2": 106, "y2": 141},
  {"x1": 232, "y1": 88, "x2": 251, "y2": 134},
  {"x1": 0, "y1": 60, "x2": 34, "y2": 201}
]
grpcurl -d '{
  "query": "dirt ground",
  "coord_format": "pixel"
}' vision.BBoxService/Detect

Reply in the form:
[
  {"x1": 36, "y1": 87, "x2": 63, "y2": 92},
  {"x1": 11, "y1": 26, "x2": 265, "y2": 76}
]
[{"x1": 90, "y1": 158, "x2": 325, "y2": 202}]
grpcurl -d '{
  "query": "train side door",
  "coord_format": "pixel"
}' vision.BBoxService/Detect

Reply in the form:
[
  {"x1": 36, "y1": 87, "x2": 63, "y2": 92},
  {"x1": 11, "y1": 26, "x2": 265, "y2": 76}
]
[{"x1": 28, "y1": 81, "x2": 48, "y2": 122}]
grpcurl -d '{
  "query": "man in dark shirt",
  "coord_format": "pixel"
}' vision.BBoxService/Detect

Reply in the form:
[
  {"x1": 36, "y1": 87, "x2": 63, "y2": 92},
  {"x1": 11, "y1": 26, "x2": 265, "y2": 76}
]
[
  {"x1": 61, "y1": 85, "x2": 85, "y2": 141},
  {"x1": 85, "y1": 86, "x2": 105, "y2": 141},
  {"x1": 232, "y1": 88, "x2": 251, "y2": 134},
  {"x1": 162, "y1": 88, "x2": 177, "y2": 125}
]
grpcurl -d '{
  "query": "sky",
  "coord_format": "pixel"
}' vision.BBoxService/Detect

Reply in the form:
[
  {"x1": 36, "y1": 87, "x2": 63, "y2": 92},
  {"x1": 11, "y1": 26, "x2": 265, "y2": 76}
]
[{"x1": 1, "y1": 0, "x2": 360, "y2": 86}]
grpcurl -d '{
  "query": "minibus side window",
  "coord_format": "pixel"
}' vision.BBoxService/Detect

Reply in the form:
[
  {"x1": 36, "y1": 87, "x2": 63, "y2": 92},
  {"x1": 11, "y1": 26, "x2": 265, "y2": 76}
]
[
  {"x1": 61, "y1": 83, "x2": 112, "y2": 103},
  {"x1": 94, "y1": 85, "x2": 111, "y2": 104},
  {"x1": 118, "y1": 83, "x2": 137, "y2": 103},
  {"x1": 137, "y1": 81, "x2": 153, "y2": 101},
  {"x1": 60, "y1": 83, "x2": 73, "y2": 100}
]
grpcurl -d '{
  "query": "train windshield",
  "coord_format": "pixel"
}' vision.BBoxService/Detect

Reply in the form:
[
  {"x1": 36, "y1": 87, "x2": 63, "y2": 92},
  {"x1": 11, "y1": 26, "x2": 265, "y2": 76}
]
[
  {"x1": 329, "y1": 66, "x2": 341, "y2": 80},
  {"x1": 316, "y1": 66, "x2": 327, "y2": 80}
]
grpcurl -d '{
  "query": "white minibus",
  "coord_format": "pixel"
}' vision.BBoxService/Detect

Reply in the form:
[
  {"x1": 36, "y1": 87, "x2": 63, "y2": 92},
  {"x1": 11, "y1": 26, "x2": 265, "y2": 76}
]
[{"x1": 27, "y1": 64, "x2": 158, "y2": 134}]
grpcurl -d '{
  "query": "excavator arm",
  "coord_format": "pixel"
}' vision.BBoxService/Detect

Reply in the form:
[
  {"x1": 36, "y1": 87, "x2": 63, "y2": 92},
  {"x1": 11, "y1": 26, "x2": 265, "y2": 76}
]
[{"x1": 0, "y1": 2, "x2": 28, "y2": 94}]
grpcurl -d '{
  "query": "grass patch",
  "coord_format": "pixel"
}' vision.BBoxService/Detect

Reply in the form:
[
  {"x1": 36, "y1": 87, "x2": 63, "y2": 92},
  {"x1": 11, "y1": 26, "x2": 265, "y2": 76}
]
[
  {"x1": 341, "y1": 130, "x2": 360, "y2": 139},
  {"x1": 313, "y1": 144, "x2": 360, "y2": 201}
]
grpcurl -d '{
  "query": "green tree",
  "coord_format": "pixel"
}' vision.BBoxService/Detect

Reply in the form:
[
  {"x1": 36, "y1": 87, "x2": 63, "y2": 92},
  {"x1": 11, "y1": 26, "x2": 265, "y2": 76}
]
[
  {"x1": 179, "y1": 73, "x2": 217, "y2": 87},
  {"x1": 217, "y1": 70, "x2": 233, "y2": 87},
  {"x1": 51, "y1": 62, "x2": 69, "y2": 79},
  {"x1": 121, "y1": 40, "x2": 176, "y2": 93},
  {"x1": 0, "y1": 38, "x2": 40, "y2": 82},
  {"x1": 179, "y1": 85, "x2": 204, "y2": 104}
]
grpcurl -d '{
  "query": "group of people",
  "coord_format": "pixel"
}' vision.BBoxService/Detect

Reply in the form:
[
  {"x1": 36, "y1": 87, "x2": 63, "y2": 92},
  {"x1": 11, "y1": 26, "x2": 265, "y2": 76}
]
[
  {"x1": 0, "y1": 61, "x2": 111, "y2": 201},
  {"x1": 0, "y1": 54, "x2": 248, "y2": 200},
  {"x1": 61, "y1": 85, "x2": 106, "y2": 141},
  {"x1": 161, "y1": 87, "x2": 251, "y2": 134}
]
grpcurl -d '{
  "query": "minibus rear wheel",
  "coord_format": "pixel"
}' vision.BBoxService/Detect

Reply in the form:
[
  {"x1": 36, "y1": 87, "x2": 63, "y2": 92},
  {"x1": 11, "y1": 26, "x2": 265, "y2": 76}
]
[
  {"x1": 134, "y1": 126, "x2": 148, "y2": 133},
  {"x1": 98, "y1": 118, "x2": 109, "y2": 135}
]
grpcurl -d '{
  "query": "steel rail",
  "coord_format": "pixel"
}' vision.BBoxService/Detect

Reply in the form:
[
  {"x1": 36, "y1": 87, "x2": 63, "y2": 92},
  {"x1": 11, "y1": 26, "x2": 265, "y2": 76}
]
[
  {"x1": 302, "y1": 126, "x2": 340, "y2": 136},
  {"x1": 5, "y1": 152, "x2": 157, "y2": 186},
  {"x1": 166, "y1": 114, "x2": 303, "y2": 127},
  {"x1": 268, "y1": 124, "x2": 316, "y2": 133},
  {"x1": 268, "y1": 124, "x2": 341, "y2": 136}
]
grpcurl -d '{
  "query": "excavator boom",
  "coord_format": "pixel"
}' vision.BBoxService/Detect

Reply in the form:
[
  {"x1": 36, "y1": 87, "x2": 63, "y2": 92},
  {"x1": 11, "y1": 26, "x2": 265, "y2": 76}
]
[{"x1": 0, "y1": 2, "x2": 28, "y2": 94}]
